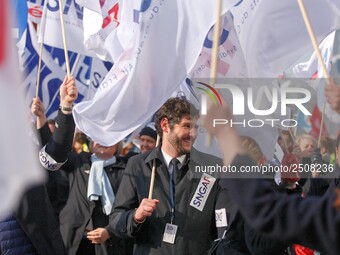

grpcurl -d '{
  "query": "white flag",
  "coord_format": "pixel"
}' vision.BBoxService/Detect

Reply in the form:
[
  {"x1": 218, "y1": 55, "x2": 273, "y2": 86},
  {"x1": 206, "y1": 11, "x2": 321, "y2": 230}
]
[
  {"x1": 293, "y1": 31, "x2": 336, "y2": 79},
  {"x1": 0, "y1": 0, "x2": 45, "y2": 217},
  {"x1": 231, "y1": 0, "x2": 340, "y2": 77},
  {"x1": 292, "y1": 31, "x2": 340, "y2": 124},
  {"x1": 190, "y1": 12, "x2": 247, "y2": 79},
  {"x1": 85, "y1": 58, "x2": 112, "y2": 101},
  {"x1": 27, "y1": 0, "x2": 44, "y2": 24},
  {"x1": 74, "y1": 0, "x2": 237, "y2": 146},
  {"x1": 76, "y1": 0, "x2": 122, "y2": 61},
  {"x1": 22, "y1": 21, "x2": 92, "y2": 120},
  {"x1": 40, "y1": 0, "x2": 90, "y2": 55},
  {"x1": 187, "y1": 12, "x2": 278, "y2": 160}
]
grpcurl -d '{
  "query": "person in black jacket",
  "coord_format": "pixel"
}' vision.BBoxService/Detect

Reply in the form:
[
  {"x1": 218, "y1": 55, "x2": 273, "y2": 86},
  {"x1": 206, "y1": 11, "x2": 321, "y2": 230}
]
[
  {"x1": 88, "y1": 97, "x2": 223, "y2": 255},
  {"x1": 37, "y1": 101, "x2": 133, "y2": 254},
  {"x1": 57, "y1": 140, "x2": 133, "y2": 255},
  {"x1": 31, "y1": 97, "x2": 70, "y2": 219},
  {"x1": 215, "y1": 136, "x2": 291, "y2": 255},
  {"x1": 201, "y1": 99, "x2": 340, "y2": 255}
]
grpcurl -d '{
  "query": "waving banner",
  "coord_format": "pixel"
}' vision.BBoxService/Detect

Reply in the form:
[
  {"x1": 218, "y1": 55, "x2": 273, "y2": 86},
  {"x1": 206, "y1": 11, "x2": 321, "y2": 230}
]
[
  {"x1": 230, "y1": 0, "x2": 340, "y2": 77},
  {"x1": 22, "y1": 22, "x2": 92, "y2": 119},
  {"x1": 73, "y1": 0, "x2": 238, "y2": 146}
]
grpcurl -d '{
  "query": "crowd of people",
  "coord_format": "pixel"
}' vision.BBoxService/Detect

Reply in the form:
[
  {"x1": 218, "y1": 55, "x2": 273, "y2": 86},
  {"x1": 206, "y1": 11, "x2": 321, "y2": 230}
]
[{"x1": 0, "y1": 75, "x2": 340, "y2": 255}]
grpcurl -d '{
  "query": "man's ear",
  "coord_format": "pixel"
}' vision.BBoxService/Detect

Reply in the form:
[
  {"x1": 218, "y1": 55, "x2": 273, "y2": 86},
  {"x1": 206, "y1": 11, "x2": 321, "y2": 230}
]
[{"x1": 160, "y1": 118, "x2": 169, "y2": 134}]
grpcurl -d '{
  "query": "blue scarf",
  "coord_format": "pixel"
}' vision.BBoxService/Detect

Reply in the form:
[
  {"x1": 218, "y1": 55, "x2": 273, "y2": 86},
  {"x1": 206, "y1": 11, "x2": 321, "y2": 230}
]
[{"x1": 87, "y1": 154, "x2": 116, "y2": 215}]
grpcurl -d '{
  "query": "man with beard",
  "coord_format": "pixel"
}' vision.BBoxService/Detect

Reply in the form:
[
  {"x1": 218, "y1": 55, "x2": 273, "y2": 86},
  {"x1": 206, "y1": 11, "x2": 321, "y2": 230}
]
[{"x1": 88, "y1": 97, "x2": 222, "y2": 254}]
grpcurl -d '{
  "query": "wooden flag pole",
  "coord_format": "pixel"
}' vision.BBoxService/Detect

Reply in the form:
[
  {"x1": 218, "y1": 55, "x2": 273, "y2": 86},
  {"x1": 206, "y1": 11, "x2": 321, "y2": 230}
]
[
  {"x1": 206, "y1": 0, "x2": 223, "y2": 146},
  {"x1": 148, "y1": 135, "x2": 161, "y2": 199},
  {"x1": 35, "y1": 39, "x2": 44, "y2": 98},
  {"x1": 71, "y1": 54, "x2": 81, "y2": 76},
  {"x1": 279, "y1": 129, "x2": 289, "y2": 153},
  {"x1": 297, "y1": 0, "x2": 329, "y2": 79},
  {"x1": 35, "y1": 0, "x2": 48, "y2": 99},
  {"x1": 288, "y1": 128, "x2": 296, "y2": 143},
  {"x1": 297, "y1": 0, "x2": 330, "y2": 147},
  {"x1": 58, "y1": 0, "x2": 71, "y2": 77},
  {"x1": 210, "y1": 0, "x2": 223, "y2": 84}
]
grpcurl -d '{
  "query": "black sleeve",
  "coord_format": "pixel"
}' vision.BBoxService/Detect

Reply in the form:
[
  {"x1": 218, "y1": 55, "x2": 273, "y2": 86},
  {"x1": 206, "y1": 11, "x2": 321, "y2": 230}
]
[
  {"x1": 37, "y1": 122, "x2": 52, "y2": 147},
  {"x1": 244, "y1": 221, "x2": 289, "y2": 255},
  {"x1": 106, "y1": 157, "x2": 142, "y2": 238},
  {"x1": 45, "y1": 110, "x2": 75, "y2": 162},
  {"x1": 307, "y1": 178, "x2": 331, "y2": 196},
  {"x1": 39, "y1": 110, "x2": 75, "y2": 172},
  {"x1": 220, "y1": 155, "x2": 339, "y2": 255}
]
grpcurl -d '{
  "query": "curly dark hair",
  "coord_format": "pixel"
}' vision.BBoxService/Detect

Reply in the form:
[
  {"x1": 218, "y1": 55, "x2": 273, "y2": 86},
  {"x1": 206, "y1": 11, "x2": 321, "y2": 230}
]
[{"x1": 155, "y1": 97, "x2": 199, "y2": 138}]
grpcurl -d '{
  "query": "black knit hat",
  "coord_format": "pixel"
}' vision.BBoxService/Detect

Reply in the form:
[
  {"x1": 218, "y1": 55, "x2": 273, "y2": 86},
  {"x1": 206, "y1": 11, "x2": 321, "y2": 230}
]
[{"x1": 140, "y1": 123, "x2": 157, "y2": 141}]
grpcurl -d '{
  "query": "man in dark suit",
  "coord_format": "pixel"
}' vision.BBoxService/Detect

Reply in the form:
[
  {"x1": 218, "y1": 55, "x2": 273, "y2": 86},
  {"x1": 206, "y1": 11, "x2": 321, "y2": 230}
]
[{"x1": 87, "y1": 97, "x2": 223, "y2": 254}]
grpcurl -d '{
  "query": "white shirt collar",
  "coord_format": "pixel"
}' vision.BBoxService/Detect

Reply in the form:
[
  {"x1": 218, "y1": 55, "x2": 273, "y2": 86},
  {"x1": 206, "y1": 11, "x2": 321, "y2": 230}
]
[{"x1": 161, "y1": 149, "x2": 186, "y2": 169}]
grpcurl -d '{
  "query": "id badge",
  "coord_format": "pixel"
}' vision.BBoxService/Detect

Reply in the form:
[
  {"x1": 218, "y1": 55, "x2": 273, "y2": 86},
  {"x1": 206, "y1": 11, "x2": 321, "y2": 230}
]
[
  {"x1": 162, "y1": 223, "x2": 178, "y2": 244},
  {"x1": 215, "y1": 208, "x2": 228, "y2": 227}
]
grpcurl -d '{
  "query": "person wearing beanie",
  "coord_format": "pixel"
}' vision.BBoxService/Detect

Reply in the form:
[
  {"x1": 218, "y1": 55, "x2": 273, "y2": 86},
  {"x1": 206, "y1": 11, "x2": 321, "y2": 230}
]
[{"x1": 139, "y1": 123, "x2": 157, "y2": 153}]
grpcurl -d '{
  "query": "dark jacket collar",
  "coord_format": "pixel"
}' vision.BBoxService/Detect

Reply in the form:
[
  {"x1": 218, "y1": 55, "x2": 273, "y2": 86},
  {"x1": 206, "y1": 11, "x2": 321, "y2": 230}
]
[
  {"x1": 105, "y1": 156, "x2": 126, "y2": 170},
  {"x1": 144, "y1": 145, "x2": 190, "y2": 168}
]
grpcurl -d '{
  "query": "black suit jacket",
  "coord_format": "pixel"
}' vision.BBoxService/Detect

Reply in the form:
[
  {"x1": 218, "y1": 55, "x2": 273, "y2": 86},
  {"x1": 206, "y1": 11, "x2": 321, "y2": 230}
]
[{"x1": 108, "y1": 146, "x2": 222, "y2": 255}]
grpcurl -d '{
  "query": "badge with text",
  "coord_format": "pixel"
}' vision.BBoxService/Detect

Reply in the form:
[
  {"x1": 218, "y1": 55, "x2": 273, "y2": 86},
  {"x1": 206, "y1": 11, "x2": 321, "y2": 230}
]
[
  {"x1": 215, "y1": 208, "x2": 228, "y2": 227},
  {"x1": 190, "y1": 173, "x2": 216, "y2": 211},
  {"x1": 163, "y1": 223, "x2": 178, "y2": 244},
  {"x1": 39, "y1": 146, "x2": 65, "y2": 171}
]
